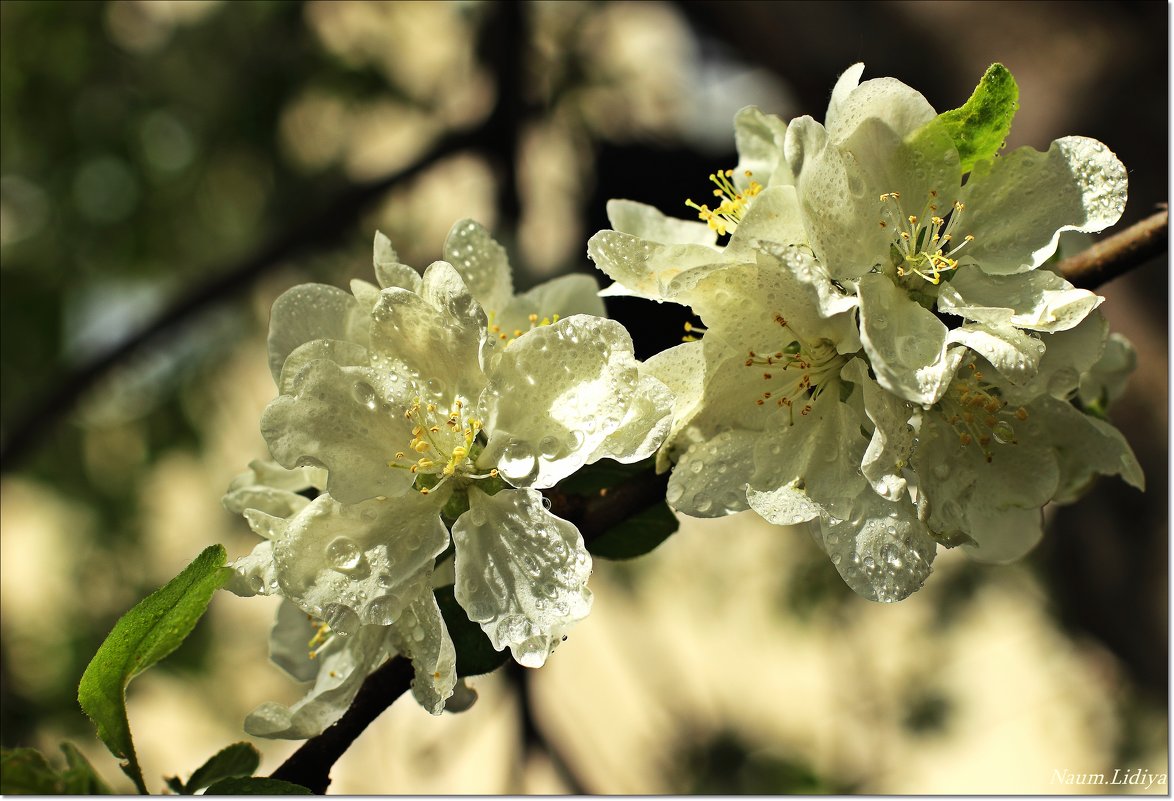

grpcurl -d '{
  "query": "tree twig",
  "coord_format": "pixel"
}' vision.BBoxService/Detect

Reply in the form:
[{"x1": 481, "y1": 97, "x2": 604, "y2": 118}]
[
  {"x1": 1058, "y1": 207, "x2": 1168, "y2": 289},
  {"x1": 269, "y1": 655, "x2": 414, "y2": 794}
]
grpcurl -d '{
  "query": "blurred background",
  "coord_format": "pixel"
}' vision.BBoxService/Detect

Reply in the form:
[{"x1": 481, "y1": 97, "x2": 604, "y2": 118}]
[{"x1": 0, "y1": 0, "x2": 1167, "y2": 794}]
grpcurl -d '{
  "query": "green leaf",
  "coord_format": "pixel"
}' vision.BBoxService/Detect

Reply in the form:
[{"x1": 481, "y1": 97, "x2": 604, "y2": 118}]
[
  {"x1": 587, "y1": 501, "x2": 679, "y2": 560},
  {"x1": 172, "y1": 743, "x2": 260, "y2": 795},
  {"x1": 555, "y1": 457, "x2": 654, "y2": 495},
  {"x1": 0, "y1": 744, "x2": 112, "y2": 795},
  {"x1": 202, "y1": 777, "x2": 313, "y2": 795},
  {"x1": 936, "y1": 63, "x2": 1019, "y2": 173},
  {"x1": 435, "y1": 585, "x2": 509, "y2": 677},
  {"x1": 77, "y1": 545, "x2": 231, "y2": 794}
]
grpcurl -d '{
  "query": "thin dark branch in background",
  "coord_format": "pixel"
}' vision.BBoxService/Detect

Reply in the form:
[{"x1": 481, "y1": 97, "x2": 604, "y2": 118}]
[
  {"x1": 1059, "y1": 208, "x2": 1168, "y2": 289},
  {"x1": 506, "y1": 662, "x2": 592, "y2": 794},
  {"x1": 0, "y1": 129, "x2": 480, "y2": 472},
  {"x1": 269, "y1": 655, "x2": 414, "y2": 794}
]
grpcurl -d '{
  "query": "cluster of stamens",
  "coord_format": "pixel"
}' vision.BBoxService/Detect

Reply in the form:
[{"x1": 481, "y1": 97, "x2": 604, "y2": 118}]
[
  {"x1": 307, "y1": 618, "x2": 332, "y2": 660},
  {"x1": 880, "y1": 190, "x2": 975, "y2": 285},
  {"x1": 937, "y1": 361, "x2": 1027, "y2": 463},
  {"x1": 488, "y1": 311, "x2": 560, "y2": 343},
  {"x1": 389, "y1": 397, "x2": 496, "y2": 493},
  {"x1": 686, "y1": 169, "x2": 764, "y2": 236},
  {"x1": 745, "y1": 313, "x2": 842, "y2": 423}
]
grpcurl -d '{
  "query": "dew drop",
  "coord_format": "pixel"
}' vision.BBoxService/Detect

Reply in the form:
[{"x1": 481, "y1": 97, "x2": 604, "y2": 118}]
[
  {"x1": 498, "y1": 441, "x2": 538, "y2": 485},
  {"x1": 991, "y1": 420, "x2": 1015, "y2": 445},
  {"x1": 352, "y1": 381, "x2": 377, "y2": 410},
  {"x1": 323, "y1": 603, "x2": 360, "y2": 637},
  {"x1": 689, "y1": 459, "x2": 704, "y2": 474},
  {"x1": 538, "y1": 435, "x2": 561, "y2": 459},
  {"x1": 327, "y1": 537, "x2": 363, "y2": 571},
  {"x1": 695, "y1": 496, "x2": 713, "y2": 514},
  {"x1": 366, "y1": 595, "x2": 398, "y2": 626},
  {"x1": 246, "y1": 573, "x2": 264, "y2": 593}
]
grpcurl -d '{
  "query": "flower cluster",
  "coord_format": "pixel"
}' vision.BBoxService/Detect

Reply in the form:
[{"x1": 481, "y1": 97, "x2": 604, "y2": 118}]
[
  {"x1": 225, "y1": 220, "x2": 672, "y2": 735},
  {"x1": 588, "y1": 63, "x2": 1143, "y2": 602}
]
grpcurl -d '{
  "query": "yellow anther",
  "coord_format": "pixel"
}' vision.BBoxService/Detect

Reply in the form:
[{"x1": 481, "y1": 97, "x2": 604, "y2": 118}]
[
  {"x1": 529, "y1": 313, "x2": 539, "y2": 324},
  {"x1": 413, "y1": 440, "x2": 430, "y2": 453}
]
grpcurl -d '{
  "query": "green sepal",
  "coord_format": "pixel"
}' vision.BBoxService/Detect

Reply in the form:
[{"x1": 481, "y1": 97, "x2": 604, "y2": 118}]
[
  {"x1": 435, "y1": 585, "x2": 510, "y2": 677},
  {"x1": 77, "y1": 545, "x2": 231, "y2": 794},
  {"x1": 202, "y1": 777, "x2": 313, "y2": 795},
  {"x1": 936, "y1": 63, "x2": 1019, "y2": 173},
  {"x1": 169, "y1": 742, "x2": 260, "y2": 795},
  {"x1": 587, "y1": 501, "x2": 679, "y2": 560}
]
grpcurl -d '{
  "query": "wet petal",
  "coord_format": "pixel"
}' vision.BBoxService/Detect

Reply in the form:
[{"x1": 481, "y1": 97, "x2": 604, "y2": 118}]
[
  {"x1": 842, "y1": 357, "x2": 916, "y2": 501},
  {"x1": 733, "y1": 105, "x2": 793, "y2": 188},
  {"x1": 939, "y1": 267, "x2": 1102, "y2": 332},
  {"x1": 271, "y1": 492, "x2": 450, "y2": 629},
  {"x1": 387, "y1": 588, "x2": 457, "y2": 714},
  {"x1": 480, "y1": 316, "x2": 638, "y2": 488},
  {"x1": 587, "y1": 229, "x2": 724, "y2": 302},
  {"x1": 591, "y1": 372, "x2": 674, "y2": 465},
  {"x1": 946, "y1": 322, "x2": 1045, "y2": 386},
  {"x1": 961, "y1": 136, "x2": 1128, "y2": 274},
  {"x1": 858, "y1": 273, "x2": 958, "y2": 405},
  {"x1": 605, "y1": 199, "x2": 717, "y2": 246},
  {"x1": 442, "y1": 219, "x2": 514, "y2": 314},
  {"x1": 667, "y1": 429, "x2": 758, "y2": 518},
  {"x1": 267, "y1": 284, "x2": 369, "y2": 383},
  {"x1": 493, "y1": 273, "x2": 606, "y2": 340},
  {"x1": 261, "y1": 360, "x2": 417, "y2": 504},
  {"x1": 453, "y1": 488, "x2": 592, "y2": 668}
]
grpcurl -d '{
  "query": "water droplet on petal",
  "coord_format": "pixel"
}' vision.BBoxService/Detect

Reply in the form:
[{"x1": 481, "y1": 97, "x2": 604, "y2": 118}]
[
  {"x1": 327, "y1": 537, "x2": 363, "y2": 571},
  {"x1": 498, "y1": 441, "x2": 538, "y2": 485},
  {"x1": 323, "y1": 603, "x2": 360, "y2": 637},
  {"x1": 991, "y1": 420, "x2": 1015, "y2": 444},
  {"x1": 352, "y1": 381, "x2": 377, "y2": 410},
  {"x1": 366, "y1": 595, "x2": 397, "y2": 625},
  {"x1": 538, "y1": 435, "x2": 561, "y2": 459}
]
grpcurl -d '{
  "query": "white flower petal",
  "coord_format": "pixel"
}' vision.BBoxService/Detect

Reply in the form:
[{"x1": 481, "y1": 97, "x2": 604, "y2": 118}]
[
  {"x1": 369, "y1": 262, "x2": 489, "y2": 405},
  {"x1": 591, "y1": 373, "x2": 674, "y2": 464},
  {"x1": 350, "y1": 279, "x2": 382, "y2": 313},
  {"x1": 946, "y1": 322, "x2": 1045, "y2": 385},
  {"x1": 223, "y1": 460, "x2": 324, "y2": 517},
  {"x1": 262, "y1": 360, "x2": 417, "y2": 504},
  {"x1": 453, "y1": 488, "x2": 592, "y2": 668},
  {"x1": 746, "y1": 391, "x2": 866, "y2": 525},
  {"x1": 824, "y1": 63, "x2": 865, "y2": 133},
  {"x1": 724, "y1": 185, "x2": 808, "y2": 261},
  {"x1": 813, "y1": 494, "x2": 937, "y2": 602},
  {"x1": 267, "y1": 598, "x2": 322, "y2": 682},
  {"x1": 245, "y1": 623, "x2": 391, "y2": 739},
  {"x1": 1034, "y1": 396, "x2": 1144, "y2": 503},
  {"x1": 666, "y1": 429, "x2": 758, "y2": 517},
  {"x1": 372, "y1": 231, "x2": 422, "y2": 292},
  {"x1": 1004, "y1": 310, "x2": 1108, "y2": 405},
  {"x1": 226, "y1": 540, "x2": 279, "y2": 598},
  {"x1": 958, "y1": 505, "x2": 1044, "y2": 564},
  {"x1": 481, "y1": 316, "x2": 638, "y2": 488},
  {"x1": 587, "y1": 230, "x2": 723, "y2": 303},
  {"x1": 858, "y1": 273, "x2": 957, "y2": 405},
  {"x1": 442, "y1": 219, "x2": 514, "y2": 314},
  {"x1": 841, "y1": 357, "x2": 916, "y2": 501},
  {"x1": 605, "y1": 199, "x2": 717, "y2": 246},
  {"x1": 784, "y1": 116, "x2": 887, "y2": 279},
  {"x1": 493, "y1": 274, "x2": 606, "y2": 339},
  {"x1": 386, "y1": 588, "x2": 457, "y2": 714},
  {"x1": 732, "y1": 105, "x2": 793, "y2": 188},
  {"x1": 267, "y1": 284, "x2": 369, "y2": 383},
  {"x1": 939, "y1": 267, "x2": 1102, "y2": 332},
  {"x1": 277, "y1": 338, "x2": 371, "y2": 396},
  {"x1": 961, "y1": 136, "x2": 1128, "y2": 274},
  {"x1": 271, "y1": 492, "x2": 450, "y2": 629},
  {"x1": 642, "y1": 341, "x2": 708, "y2": 469},
  {"x1": 1079, "y1": 332, "x2": 1136, "y2": 409}
]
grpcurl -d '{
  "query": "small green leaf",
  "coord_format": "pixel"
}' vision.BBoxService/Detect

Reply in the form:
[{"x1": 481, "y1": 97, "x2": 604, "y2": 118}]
[
  {"x1": 202, "y1": 777, "x2": 313, "y2": 795},
  {"x1": 59, "y1": 743, "x2": 114, "y2": 794},
  {"x1": 77, "y1": 545, "x2": 231, "y2": 794},
  {"x1": 179, "y1": 743, "x2": 260, "y2": 795},
  {"x1": 936, "y1": 63, "x2": 1019, "y2": 173},
  {"x1": 435, "y1": 585, "x2": 509, "y2": 677},
  {"x1": 587, "y1": 501, "x2": 679, "y2": 560},
  {"x1": 0, "y1": 744, "x2": 112, "y2": 795}
]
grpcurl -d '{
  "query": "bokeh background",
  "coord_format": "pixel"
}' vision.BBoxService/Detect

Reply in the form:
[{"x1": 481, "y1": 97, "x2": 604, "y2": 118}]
[{"x1": 1, "y1": 0, "x2": 1167, "y2": 794}]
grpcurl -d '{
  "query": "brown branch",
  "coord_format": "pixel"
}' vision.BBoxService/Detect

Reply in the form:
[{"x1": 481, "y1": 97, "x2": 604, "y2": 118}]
[
  {"x1": 1059, "y1": 208, "x2": 1168, "y2": 289},
  {"x1": 269, "y1": 655, "x2": 414, "y2": 794}
]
